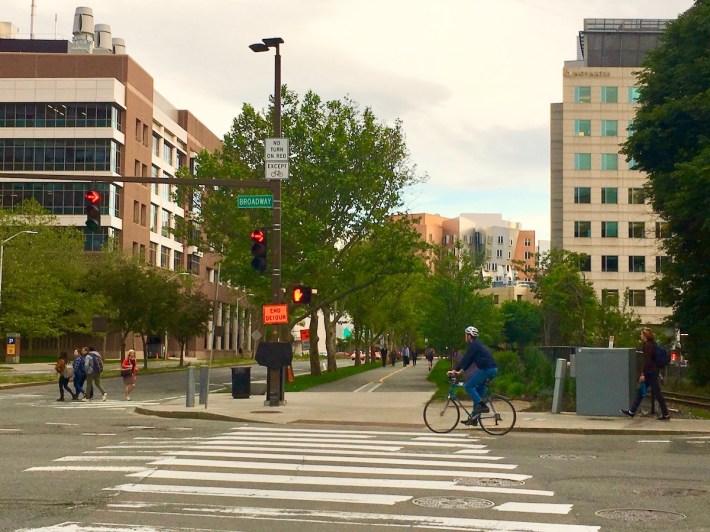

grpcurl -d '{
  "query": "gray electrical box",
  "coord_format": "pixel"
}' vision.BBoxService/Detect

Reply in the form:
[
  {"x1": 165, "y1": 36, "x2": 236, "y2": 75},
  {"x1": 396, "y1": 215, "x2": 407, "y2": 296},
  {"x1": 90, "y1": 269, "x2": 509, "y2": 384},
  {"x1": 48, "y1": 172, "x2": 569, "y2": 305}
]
[{"x1": 575, "y1": 348, "x2": 637, "y2": 416}]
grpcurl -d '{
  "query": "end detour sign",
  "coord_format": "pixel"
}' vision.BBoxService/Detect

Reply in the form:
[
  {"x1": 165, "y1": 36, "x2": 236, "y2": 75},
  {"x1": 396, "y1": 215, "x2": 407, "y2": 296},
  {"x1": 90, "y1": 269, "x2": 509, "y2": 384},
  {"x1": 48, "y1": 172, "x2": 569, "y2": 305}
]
[{"x1": 263, "y1": 304, "x2": 288, "y2": 325}]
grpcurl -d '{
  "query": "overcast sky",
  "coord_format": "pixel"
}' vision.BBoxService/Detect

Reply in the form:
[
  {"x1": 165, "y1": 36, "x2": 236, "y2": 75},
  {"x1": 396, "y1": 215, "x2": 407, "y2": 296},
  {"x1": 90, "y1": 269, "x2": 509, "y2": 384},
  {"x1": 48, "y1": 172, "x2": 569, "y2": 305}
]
[{"x1": 3, "y1": 0, "x2": 696, "y2": 241}]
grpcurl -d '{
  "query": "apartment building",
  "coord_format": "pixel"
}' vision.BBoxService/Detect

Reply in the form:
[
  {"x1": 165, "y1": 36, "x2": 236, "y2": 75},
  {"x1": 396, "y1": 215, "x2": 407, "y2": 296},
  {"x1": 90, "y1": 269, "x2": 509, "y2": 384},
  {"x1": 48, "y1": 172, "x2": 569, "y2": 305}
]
[
  {"x1": 550, "y1": 18, "x2": 672, "y2": 325},
  {"x1": 0, "y1": 7, "x2": 245, "y2": 356}
]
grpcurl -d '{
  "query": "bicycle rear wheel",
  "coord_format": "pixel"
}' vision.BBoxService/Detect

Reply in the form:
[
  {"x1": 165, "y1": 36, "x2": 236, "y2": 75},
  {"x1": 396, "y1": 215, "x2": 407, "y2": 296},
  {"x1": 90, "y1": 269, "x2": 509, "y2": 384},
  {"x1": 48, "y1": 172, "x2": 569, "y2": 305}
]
[
  {"x1": 479, "y1": 394, "x2": 516, "y2": 435},
  {"x1": 423, "y1": 396, "x2": 460, "y2": 433}
]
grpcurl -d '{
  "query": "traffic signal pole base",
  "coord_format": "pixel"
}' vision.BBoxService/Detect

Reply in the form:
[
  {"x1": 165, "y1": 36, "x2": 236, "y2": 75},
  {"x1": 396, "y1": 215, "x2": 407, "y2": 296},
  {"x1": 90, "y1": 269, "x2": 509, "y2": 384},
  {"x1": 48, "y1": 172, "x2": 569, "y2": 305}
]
[{"x1": 264, "y1": 367, "x2": 286, "y2": 407}]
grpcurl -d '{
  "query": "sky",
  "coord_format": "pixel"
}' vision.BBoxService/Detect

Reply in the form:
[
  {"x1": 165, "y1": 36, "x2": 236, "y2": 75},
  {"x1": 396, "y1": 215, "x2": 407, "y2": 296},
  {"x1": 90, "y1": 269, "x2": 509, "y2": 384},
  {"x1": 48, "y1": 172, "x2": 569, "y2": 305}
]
[{"x1": 2, "y1": 0, "x2": 696, "y2": 241}]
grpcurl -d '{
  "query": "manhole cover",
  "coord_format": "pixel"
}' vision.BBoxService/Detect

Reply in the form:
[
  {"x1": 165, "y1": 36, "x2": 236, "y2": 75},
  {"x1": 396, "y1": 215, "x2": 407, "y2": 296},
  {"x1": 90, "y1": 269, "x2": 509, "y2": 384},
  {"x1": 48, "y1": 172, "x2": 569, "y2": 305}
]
[
  {"x1": 634, "y1": 487, "x2": 708, "y2": 497},
  {"x1": 540, "y1": 454, "x2": 597, "y2": 461},
  {"x1": 454, "y1": 477, "x2": 525, "y2": 487},
  {"x1": 596, "y1": 509, "x2": 686, "y2": 523},
  {"x1": 250, "y1": 410, "x2": 282, "y2": 414},
  {"x1": 413, "y1": 496, "x2": 494, "y2": 509}
]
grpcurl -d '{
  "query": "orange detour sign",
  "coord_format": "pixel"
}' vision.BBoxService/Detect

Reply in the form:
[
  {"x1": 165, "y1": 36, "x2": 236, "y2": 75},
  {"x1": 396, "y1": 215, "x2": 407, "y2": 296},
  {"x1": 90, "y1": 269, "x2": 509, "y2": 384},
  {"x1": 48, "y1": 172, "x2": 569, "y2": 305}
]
[{"x1": 263, "y1": 304, "x2": 288, "y2": 325}]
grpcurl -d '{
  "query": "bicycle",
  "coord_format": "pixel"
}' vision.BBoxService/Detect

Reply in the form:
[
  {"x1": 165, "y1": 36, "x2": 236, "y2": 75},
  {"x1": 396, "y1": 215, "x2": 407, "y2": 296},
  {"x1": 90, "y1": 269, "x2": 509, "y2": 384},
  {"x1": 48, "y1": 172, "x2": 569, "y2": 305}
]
[{"x1": 423, "y1": 376, "x2": 516, "y2": 435}]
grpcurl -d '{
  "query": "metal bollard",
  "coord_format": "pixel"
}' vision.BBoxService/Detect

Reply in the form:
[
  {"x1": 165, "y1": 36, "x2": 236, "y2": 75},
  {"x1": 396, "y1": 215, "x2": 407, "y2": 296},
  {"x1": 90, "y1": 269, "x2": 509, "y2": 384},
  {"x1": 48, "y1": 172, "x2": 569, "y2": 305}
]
[
  {"x1": 551, "y1": 358, "x2": 566, "y2": 414},
  {"x1": 199, "y1": 366, "x2": 210, "y2": 405},
  {"x1": 185, "y1": 366, "x2": 195, "y2": 407}
]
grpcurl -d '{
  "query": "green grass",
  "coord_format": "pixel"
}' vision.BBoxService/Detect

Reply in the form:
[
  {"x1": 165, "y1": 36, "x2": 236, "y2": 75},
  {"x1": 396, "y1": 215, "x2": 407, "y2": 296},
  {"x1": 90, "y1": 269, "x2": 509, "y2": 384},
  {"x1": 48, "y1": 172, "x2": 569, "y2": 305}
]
[{"x1": 285, "y1": 361, "x2": 381, "y2": 392}]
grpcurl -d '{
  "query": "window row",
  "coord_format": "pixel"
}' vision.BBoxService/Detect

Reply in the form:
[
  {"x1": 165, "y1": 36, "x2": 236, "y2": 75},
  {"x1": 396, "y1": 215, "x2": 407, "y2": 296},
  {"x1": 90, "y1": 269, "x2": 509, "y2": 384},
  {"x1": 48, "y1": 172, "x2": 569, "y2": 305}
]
[
  {"x1": 574, "y1": 221, "x2": 669, "y2": 239},
  {"x1": 573, "y1": 86, "x2": 639, "y2": 104},
  {"x1": 573, "y1": 153, "x2": 634, "y2": 171},
  {"x1": 0, "y1": 102, "x2": 122, "y2": 131},
  {"x1": 601, "y1": 289, "x2": 667, "y2": 308},
  {"x1": 0, "y1": 181, "x2": 120, "y2": 217},
  {"x1": 577, "y1": 254, "x2": 670, "y2": 274},
  {"x1": 573, "y1": 187, "x2": 645, "y2": 205},
  {"x1": 0, "y1": 139, "x2": 121, "y2": 173},
  {"x1": 573, "y1": 119, "x2": 634, "y2": 137}
]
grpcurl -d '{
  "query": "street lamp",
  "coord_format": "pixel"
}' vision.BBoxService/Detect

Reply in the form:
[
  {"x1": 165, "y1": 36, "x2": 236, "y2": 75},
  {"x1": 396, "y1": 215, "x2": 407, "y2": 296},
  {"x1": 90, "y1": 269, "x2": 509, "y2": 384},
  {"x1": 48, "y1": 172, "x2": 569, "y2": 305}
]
[
  {"x1": 249, "y1": 36, "x2": 284, "y2": 313},
  {"x1": 0, "y1": 230, "x2": 38, "y2": 310}
]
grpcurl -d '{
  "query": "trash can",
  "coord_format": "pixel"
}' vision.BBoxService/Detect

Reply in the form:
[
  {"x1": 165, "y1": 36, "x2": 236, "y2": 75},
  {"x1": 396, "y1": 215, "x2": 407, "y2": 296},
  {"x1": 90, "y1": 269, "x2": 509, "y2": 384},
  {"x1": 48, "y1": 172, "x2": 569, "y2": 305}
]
[{"x1": 231, "y1": 366, "x2": 251, "y2": 399}]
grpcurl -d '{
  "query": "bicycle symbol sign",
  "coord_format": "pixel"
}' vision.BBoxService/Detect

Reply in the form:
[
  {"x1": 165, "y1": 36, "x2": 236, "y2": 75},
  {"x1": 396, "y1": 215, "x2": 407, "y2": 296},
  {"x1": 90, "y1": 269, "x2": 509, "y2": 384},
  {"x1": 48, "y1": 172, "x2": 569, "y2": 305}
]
[{"x1": 265, "y1": 161, "x2": 289, "y2": 180}]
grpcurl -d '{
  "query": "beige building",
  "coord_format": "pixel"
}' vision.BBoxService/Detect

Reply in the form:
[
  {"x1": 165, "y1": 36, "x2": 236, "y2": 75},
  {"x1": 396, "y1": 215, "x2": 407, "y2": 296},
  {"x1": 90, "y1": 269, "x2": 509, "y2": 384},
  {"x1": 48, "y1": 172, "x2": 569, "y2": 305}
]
[
  {"x1": 0, "y1": 7, "x2": 248, "y2": 357},
  {"x1": 551, "y1": 18, "x2": 672, "y2": 325}
]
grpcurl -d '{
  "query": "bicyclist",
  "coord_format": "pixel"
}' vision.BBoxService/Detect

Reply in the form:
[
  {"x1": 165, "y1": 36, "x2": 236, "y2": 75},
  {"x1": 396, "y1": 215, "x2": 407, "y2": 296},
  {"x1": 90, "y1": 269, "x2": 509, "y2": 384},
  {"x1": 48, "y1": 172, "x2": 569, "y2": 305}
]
[{"x1": 447, "y1": 326, "x2": 498, "y2": 426}]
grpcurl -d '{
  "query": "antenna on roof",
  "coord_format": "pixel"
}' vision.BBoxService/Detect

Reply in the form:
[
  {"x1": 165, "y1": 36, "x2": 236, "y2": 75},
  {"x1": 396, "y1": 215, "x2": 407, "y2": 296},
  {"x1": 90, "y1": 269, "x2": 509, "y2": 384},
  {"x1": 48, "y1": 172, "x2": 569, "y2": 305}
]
[{"x1": 30, "y1": 0, "x2": 36, "y2": 40}]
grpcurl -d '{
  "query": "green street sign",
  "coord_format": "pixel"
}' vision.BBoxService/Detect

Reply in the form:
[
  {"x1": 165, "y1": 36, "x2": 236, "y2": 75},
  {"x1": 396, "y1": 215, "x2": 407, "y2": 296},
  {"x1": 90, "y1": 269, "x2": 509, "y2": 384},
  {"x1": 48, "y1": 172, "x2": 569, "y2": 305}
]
[{"x1": 238, "y1": 195, "x2": 273, "y2": 208}]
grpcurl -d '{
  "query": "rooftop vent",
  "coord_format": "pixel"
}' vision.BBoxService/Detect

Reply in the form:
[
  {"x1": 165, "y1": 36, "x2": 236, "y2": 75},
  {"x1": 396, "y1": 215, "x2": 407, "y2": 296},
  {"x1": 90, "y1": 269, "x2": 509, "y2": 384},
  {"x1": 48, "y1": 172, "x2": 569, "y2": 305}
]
[
  {"x1": 112, "y1": 37, "x2": 126, "y2": 55},
  {"x1": 94, "y1": 23, "x2": 111, "y2": 52}
]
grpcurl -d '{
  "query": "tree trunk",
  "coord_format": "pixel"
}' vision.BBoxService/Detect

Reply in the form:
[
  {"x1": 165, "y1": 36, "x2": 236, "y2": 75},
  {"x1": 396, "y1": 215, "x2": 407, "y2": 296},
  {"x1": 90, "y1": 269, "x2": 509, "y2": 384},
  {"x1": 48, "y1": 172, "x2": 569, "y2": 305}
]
[{"x1": 308, "y1": 309, "x2": 321, "y2": 375}]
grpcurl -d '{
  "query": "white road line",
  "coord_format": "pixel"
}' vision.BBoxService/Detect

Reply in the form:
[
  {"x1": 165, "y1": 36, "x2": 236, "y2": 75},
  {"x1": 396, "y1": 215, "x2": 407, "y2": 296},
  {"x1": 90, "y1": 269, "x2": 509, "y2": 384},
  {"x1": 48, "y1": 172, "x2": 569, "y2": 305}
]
[
  {"x1": 81, "y1": 433, "x2": 116, "y2": 436},
  {"x1": 25, "y1": 466, "x2": 152, "y2": 472},
  {"x1": 45, "y1": 422, "x2": 77, "y2": 426},
  {"x1": 494, "y1": 502, "x2": 573, "y2": 514},
  {"x1": 0, "y1": 428, "x2": 21, "y2": 433},
  {"x1": 149, "y1": 457, "x2": 528, "y2": 480},
  {"x1": 207, "y1": 435, "x2": 485, "y2": 448},
  {"x1": 105, "y1": 502, "x2": 599, "y2": 531},
  {"x1": 15, "y1": 521, "x2": 213, "y2": 531},
  {"x1": 169, "y1": 450, "x2": 514, "y2": 469},
  {"x1": 54, "y1": 456, "x2": 153, "y2": 462},
  {"x1": 108, "y1": 482, "x2": 410, "y2": 505},
  {"x1": 199, "y1": 440, "x2": 403, "y2": 452},
  {"x1": 637, "y1": 439, "x2": 671, "y2": 443},
  {"x1": 231, "y1": 426, "x2": 471, "y2": 438},
  {"x1": 127, "y1": 470, "x2": 553, "y2": 496},
  {"x1": 171, "y1": 446, "x2": 500, "y2": 460}
]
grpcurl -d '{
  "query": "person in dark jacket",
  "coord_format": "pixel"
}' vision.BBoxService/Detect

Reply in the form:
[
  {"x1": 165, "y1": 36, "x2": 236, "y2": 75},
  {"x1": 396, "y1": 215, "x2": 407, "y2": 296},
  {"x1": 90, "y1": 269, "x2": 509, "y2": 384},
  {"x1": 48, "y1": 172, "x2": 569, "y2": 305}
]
[
  {"x1": 447, "y1": 325, "x2": 498, "y2": 425},
  {"x1": 621, "y1": 327, "x2": 670, "y2": 420}
]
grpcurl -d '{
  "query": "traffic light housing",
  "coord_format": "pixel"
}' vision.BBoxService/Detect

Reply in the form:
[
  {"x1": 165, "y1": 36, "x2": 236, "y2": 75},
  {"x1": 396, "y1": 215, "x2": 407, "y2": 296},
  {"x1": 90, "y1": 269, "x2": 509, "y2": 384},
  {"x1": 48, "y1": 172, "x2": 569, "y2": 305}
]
[
  {"x1": 84, "y1": 190, "x2": 101, "y2": 231},
  {"x1": 291, "y1": 285, "x2": 312, "y2": 304},
  {"x1": 250, "y1": 228, "x2": 267, "y2": 272}
]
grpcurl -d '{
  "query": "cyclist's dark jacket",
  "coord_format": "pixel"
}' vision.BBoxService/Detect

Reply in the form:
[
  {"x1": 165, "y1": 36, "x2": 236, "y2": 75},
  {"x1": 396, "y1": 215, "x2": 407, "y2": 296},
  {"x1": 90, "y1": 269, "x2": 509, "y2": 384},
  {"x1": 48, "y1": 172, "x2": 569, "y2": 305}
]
[{"x1": 456, "y1": 339, "x2": 497, "y2": 371}]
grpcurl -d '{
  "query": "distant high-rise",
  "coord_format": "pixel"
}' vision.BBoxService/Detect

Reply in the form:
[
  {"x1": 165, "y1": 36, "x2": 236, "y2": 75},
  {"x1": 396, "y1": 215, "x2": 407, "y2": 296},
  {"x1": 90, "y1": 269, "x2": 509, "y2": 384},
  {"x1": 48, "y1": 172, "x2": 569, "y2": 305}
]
[{"x1": 551, "y1": 19, "x2": 672, "y2": 324}]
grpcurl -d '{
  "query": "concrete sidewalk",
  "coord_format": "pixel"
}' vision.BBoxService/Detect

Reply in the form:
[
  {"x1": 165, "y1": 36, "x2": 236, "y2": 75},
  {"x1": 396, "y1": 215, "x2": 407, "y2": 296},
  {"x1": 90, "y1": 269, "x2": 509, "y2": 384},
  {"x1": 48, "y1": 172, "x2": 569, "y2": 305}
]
[{"x1": 135, "y1": 389, "x2": 710, "y2": 435}]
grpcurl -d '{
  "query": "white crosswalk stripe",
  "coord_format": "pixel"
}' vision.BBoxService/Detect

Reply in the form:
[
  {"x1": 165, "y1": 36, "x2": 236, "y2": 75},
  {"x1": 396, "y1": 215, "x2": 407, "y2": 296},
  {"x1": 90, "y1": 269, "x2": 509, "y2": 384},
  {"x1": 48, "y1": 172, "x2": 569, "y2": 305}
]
[{"x1": 21, "y1": 425, "x2": 600, "y2": 531}]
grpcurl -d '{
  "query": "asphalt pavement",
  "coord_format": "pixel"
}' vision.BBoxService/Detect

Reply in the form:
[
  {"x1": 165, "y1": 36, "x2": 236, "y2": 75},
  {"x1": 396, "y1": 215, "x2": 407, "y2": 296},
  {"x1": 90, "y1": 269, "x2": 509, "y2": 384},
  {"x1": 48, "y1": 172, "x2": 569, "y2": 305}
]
[{"x1": 4, "y1": 358, "x2": 710, "y2": 435}]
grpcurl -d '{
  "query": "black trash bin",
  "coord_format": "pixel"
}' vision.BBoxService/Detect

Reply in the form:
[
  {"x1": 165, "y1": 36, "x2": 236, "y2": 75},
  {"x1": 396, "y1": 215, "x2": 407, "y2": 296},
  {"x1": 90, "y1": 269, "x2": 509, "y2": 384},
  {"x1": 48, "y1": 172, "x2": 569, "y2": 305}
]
[{"x1": 231, "y1": 366, "x2": 251, "y2": 399}]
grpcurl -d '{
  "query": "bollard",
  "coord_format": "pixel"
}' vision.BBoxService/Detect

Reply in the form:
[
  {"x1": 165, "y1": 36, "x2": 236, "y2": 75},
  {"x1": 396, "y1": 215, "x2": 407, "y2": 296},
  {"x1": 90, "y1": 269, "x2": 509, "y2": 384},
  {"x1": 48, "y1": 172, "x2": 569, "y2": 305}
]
[
  {"x1": 185, "y1": 366, "x2": 195, "y2": 407},
  {"x1": 551, "y1": 358, "x2": 566, "y2": 414},
  {"x1": 199, "y1": 366, "x2": 209, "y2": 405}
]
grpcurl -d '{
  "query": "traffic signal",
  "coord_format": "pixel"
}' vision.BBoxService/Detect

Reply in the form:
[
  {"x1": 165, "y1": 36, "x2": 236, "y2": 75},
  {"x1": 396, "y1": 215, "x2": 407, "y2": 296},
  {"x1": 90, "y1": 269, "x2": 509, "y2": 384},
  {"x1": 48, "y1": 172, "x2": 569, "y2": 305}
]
[
  {"x1": 250, "y1": 228, "x2": 267, "y2": 272},
  {"x1": 84, "y1": 190, "x2": 101, "y2": 231},
  {"x1": 291, "y1": 285, "x2": 312, "y2": 304}
]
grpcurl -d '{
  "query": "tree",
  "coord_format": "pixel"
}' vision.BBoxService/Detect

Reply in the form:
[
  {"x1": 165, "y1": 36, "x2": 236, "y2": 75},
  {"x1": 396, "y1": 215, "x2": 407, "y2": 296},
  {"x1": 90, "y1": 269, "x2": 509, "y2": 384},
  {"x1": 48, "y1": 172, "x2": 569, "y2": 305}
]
[
  {"x1": 500, "y1": 300, "x2": 543, "y2": 350},
  {"x1": 169, "y1": 290, "x2": 212, "y2": 366},
  {"x1": 622, "y1": 0, "x2": 710, "y2": 383}
]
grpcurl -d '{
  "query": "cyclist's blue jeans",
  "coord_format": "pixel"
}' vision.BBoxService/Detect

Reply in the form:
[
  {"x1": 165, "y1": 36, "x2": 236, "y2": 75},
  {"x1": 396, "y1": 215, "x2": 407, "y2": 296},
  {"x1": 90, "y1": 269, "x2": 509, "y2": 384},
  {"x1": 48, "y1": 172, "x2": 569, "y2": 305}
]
[{"x1": 465, "y1": 367, "x2": 498, "y2": 407}]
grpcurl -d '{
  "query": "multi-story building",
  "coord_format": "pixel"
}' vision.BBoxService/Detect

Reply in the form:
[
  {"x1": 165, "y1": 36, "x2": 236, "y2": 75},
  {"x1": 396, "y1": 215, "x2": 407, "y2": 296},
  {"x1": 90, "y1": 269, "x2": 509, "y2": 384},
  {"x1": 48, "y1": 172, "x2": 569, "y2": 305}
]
[
  {"x1": 550, "y1": 18, "x2": 672, "y2": 325},
  {"x1": 0, "y1": 7, "x2": 247, "y2": 357}
]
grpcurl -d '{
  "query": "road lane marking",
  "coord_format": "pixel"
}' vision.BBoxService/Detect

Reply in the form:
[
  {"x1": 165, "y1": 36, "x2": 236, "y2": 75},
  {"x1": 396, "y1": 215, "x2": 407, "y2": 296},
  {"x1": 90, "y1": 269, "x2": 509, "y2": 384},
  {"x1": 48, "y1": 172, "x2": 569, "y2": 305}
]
[
  {"x1": 25, "y1": 466, "x2": 152, "y2": 472},
  {"x1": 494, "y1": 502, "x2": 573, "y2": 514}
]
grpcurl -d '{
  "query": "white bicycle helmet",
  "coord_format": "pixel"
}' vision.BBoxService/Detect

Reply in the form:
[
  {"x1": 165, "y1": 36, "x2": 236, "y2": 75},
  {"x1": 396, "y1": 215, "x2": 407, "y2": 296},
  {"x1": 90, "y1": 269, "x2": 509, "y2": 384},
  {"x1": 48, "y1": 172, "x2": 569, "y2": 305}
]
[{"x1": 465, "y1": 326, "x2": 479, "y2": 337}]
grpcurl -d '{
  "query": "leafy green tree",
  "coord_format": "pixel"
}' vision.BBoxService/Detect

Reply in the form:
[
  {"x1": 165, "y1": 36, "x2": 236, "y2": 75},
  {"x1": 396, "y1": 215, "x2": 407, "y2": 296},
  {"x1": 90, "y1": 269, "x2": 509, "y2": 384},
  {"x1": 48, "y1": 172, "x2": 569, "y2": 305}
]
[
  {"x1": 622, "y1": 1, "x2": 710, "y2": 383},
  {"x1": 168, "y1": 290, "x2": 212, "y2": 366},
  {"x1": 500, "y1": 300, "x2": 543, "y2": 350},
  {"x1": 596, "y1": 290, "x2": 642, "y2": 348}
]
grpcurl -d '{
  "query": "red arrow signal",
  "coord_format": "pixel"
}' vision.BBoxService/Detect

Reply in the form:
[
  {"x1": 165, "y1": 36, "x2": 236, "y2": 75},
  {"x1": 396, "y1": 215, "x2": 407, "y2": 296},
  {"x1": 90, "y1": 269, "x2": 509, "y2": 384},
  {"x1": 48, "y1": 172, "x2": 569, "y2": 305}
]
[{"x1": 84, "y1": 190, "x2": 101, "y2": 204}]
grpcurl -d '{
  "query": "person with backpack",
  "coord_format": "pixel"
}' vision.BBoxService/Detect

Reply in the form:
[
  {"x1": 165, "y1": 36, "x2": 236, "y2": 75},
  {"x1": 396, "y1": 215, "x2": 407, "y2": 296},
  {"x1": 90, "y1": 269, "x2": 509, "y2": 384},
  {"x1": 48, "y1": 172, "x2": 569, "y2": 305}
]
[
  {"x1": 621, "y1": 327, "x2": 670, "y2": 420},
  {"x1": 72, "y1": 348, "x2": 86, "y2": 400},
  {"x1": 83, "y1": 346, "x2": 107, "y2": 401},
  {"x1": 54, "y1": 351, "x2": 77, "y2": 401}
]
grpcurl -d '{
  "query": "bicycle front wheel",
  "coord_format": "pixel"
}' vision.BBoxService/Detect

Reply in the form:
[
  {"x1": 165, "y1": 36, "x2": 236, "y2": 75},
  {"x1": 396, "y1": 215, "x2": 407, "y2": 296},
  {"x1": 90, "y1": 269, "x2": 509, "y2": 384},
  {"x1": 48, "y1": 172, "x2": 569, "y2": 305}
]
[
  {"x1": 423, "y1": 396, "x2": 460, "y2": 433},
  {"x1": 479, "y1": 394, "x2": 516, "y2": 435}
]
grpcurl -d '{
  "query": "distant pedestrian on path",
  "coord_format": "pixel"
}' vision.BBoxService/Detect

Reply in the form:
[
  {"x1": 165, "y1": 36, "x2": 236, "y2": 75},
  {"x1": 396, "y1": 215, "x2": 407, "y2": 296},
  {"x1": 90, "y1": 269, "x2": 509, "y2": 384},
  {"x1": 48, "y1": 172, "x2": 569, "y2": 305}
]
[
  {"x1": 411, "y1": 347, "x2": 418, "y2": 366},
  {"x1": 380, "y1": 346, "x2": 388, "y2": 367},
  {"x1": 54, "y1": 351, "x2": 77, "y2": 401},
  {"x1": 72, "y1": 348, "x2": 86, "y2": 400},
  {"x1": 401, "y1": 345, "x2": 410, "y2": 366},
  {"x1": 83, "y1": 346, "x2": 107, "y2": 401},
  {"x1": 121, "y1": 349, "x2": 138, "y2": 400},
  {"x1": 425, "y1": 347, "x2": 435, "y2": 371},
  {"x1": 621, "y1": 327, "x2": 670, "y2": 421}
]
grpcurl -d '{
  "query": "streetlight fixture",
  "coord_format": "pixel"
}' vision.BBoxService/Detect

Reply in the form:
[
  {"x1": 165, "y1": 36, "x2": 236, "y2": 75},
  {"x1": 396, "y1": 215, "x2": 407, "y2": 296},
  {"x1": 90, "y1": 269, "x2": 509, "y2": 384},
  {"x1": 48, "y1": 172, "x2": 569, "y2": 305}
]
[{"x1": 0, "y1": 230, "x2": 38, "y2": 310}]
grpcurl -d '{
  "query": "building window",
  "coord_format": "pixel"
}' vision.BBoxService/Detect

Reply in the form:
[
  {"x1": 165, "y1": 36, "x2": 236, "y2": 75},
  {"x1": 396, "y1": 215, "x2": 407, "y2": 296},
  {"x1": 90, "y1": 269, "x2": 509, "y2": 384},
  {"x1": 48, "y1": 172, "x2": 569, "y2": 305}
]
[
  {"x1": 574, "y1": 86, "x2": 591, "y2": 103},
  {"x1": 655, "y1": 295, "x2": 670, "y2": 308},
  {"x1": 0, "y1": 138, "x2": 121, "y2": 172},
  {"x1": 601, "y1": 188, "x2": 618, "y2": 204},
  {"x1": 628, "y1": 188, "x2": 645, "y2": 204},
  {"x1": 600, "y1": 120, "x2": 618, "y2": 137},
  {"x1": 574, "y1": 153, "x2": 592, "y2": 170},
  {"x1": 135, "y1": 119, "x2": 142, "y2": 142},
  {"x1": 139, "y1": 244, "x2": 146, "y2": 261},
  {"x1": 524, "y1": 238, "x2": 531, "y2": 246},
  {"x1": 497, "y1": 235, "x2": 504, "y2": 245},
  {"x1": 173, "y1": 250, "x2": 183, "y2": 271},
  {"x1": 628, "y1": 87, "x2": 640, "y2": 103},
  {"x1": 574, "y1": 221, "x2": 591, "y2": 238},
  {"x1": 152, "y1": 134, "x2": 160, "y2": 157},
  {"x1": 524, "y1": 251, "x2": 533, "y2": 260},
  {"x1": 496, "y1": 249, "x2": 503, "y2": 258},
  {"x1": 161, "y1": 209, "x2": 171, "y2": 237},
  {"x1": 163, "y1": 143, "x2": 173, "y2": 165},
  {"x1": 601, "y1": 86, "x2": 618, "y2": 103},
  {"x1": 601, "y1": 255, "x2": 619, "y2": 272},
  {"x1": 574, "y1": 119, "x2": 591, "y2": 136},
  {"x1": 578, "y1": 255, "x2": 591, "y2": 272},
  {"x1": 140, "y1": 204, "x2": 147, "y2": 226},
  {"x1": 0, "y1": 102, "x2": 121, "y2": 130},
  {"x1": 133, "y1": 201, "x2": 140, "y2": 223},
  {"x1": 149, "y1": 242, "x2": 158, "y2": 266},
  {"x1": 160, "y1": 245, "x2": 170, "y2": 268},
  {"x1": 132, "y1": 241, "x2": 139, "y2": 256},
  {"x1": 628, "y1": 289, "x2": 646, "y2": 307},
  {"x1": 187, "y1": 253, "x2": 200, "y2": 274},
  {"x1": 602, "y1": 289, "x2": 619, "y2": 306},
  {"x1": 601, "y1": 221, "x2": 618, "y2": 238},
  {"x1": 629, "y1": 256, "x2": 646, "y2": 272},
  {"x1": 574, "y1": 187, "x2": 591, "y2": 204},
  {"x1": 655, "y1": 222, "x2": 669, "y2": 239},
  {"x1": 656, "y1": 255, "x2": 671, "y2": 273},
  {"x1": 629, "y1": 221, "x2": 645, "y2": 238},
  {"x1": 601, "y1": 153, "x2": 618, "y2": 170},
  {"x1": 627, "y1": 120, "x2": 635, "y2": 136},
  {"x1": 150, "y1": 204, "x2": 158, "y2": 233}
]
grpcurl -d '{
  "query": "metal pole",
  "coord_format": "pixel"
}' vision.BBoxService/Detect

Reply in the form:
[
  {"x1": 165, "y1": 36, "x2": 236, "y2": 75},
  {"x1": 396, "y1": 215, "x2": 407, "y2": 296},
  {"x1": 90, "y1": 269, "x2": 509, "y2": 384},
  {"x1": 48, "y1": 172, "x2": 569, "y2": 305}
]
[
  {"x1": 272, "y1": 45, "x2": 282, "y2": 313},
  {"x1": 185, "y1": 366, "x2": 195, "y2": 407},
  {"x1": 204, "y1": 261, "x2": 220, "y2": 409},
  {"x1": 0, "y1": 242, "x2": 4, "y2": 311}
]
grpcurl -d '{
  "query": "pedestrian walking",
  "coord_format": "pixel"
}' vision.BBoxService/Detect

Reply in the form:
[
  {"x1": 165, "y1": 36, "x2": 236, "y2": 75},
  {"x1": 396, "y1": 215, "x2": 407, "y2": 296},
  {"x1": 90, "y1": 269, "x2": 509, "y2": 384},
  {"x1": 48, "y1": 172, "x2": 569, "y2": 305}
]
[
  {"x1": 401, "y1": 345, "x2": 410, "y2": 366},
  {"x1": 411, "y1": 347, "x2": 418, "y2": 366},
  {"x1": 621, "y1": 327, "x2": 670, "y2": 420},
  {"x1": 72, "y1": 348, "x2": 86, "y2": 400},
  {"x1": 380, "y1": 346, "x2": 388, "y2": 367},
  {"x1": 121, "y1": 349, "x2": 138, "y2": 400},
  {"x1": 425, "y1": 347, "x2": 435, "y2": 371},
  {"x1": 83, "y1": 346, "x2": 107, "y2": 401},
  {"x1": 54, "y1": 351, "x2": 77, "y2": 401}
]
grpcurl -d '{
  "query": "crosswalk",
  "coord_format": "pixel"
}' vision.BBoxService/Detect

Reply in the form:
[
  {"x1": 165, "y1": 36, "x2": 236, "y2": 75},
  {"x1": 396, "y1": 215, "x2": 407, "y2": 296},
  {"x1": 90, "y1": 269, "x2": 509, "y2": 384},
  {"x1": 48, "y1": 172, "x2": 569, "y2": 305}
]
[{"x1": 21, "y1": 426, "x2": 600, "y2": 531}]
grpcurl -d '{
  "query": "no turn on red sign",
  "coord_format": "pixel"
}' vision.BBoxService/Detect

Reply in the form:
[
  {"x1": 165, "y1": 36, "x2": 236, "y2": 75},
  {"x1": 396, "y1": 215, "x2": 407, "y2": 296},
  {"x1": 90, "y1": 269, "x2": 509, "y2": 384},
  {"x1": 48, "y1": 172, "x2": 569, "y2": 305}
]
[{"x1": 263, "y1": 304, "x2": 288, "y2": 325}]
